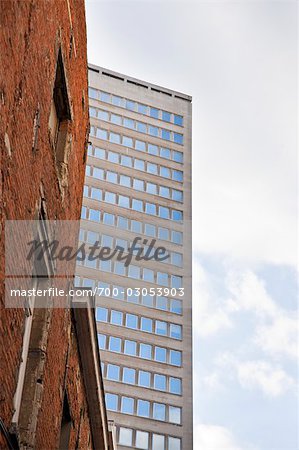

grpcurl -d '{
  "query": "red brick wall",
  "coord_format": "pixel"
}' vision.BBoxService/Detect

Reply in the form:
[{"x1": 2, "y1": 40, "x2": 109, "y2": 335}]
[{"x1": 0, "y1": 0, "x2": 91, "y2": 447}]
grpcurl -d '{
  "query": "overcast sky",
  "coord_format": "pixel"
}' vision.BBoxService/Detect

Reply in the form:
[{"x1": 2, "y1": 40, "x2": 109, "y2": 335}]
[{"x1": 85, "y1": 1, "x2": 298, "y2": 448}]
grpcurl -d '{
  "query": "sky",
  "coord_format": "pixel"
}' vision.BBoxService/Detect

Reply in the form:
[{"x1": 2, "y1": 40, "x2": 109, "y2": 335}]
[{"x1": 85, "y1": 1, "x2": 298, "y2": 449}]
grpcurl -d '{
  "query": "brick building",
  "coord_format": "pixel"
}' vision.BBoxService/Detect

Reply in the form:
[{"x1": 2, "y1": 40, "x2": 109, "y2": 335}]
[{"x1": 0, "y1": 1, "x2": 114, "y2": 449}]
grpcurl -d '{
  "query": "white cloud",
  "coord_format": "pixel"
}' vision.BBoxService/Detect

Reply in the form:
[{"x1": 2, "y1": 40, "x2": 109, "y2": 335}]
[{"x1": 194, "y1": 423, "x2": 244, "y2": 450}]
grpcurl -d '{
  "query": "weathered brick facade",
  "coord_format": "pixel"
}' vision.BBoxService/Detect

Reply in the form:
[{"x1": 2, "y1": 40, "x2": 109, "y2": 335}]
[{"x1": 0, "y1": 2, "x2": 113, "y2": 449}]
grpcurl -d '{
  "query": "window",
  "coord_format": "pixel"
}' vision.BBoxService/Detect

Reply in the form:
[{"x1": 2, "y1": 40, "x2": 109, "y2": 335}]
[
  {"x1": 106, "y1": 171, "x2": 117, "y2": 183},
  {"x1": 160, "y1": 166, "x2": 170, "y2": 178},
  {"x1": 81, "y1": 206, "x2": 87, "y2": 219},
  {"x1": 155, "y1": 321, "x2": 167, "y2": 336},
  {"x1": 108, "y1": 151, "x2": 118, "y2": 163},
  {"x1": 170, "y1": 299, "x2": 182, "y2": 315},
  {"x1": 121, "y1": 396, "x2": 134, "y2": 414},
  {"x1": 148, "y1": 144, "x2": 158, "y2": 155},
  {"x1": 138, "y1": 370, "x2": 150, "y2": 387},
  {"x1": 91, "y1": 187, "x2": 102, "y2": 201},
  {"x1": 169, "y1": 377, "x2": 182, "y2": 395},
  {"x1": 126, "y1": 314, "x2": 138, "y2": 329},
  {"x1": 111, "y1": 310, "x2": 123, "y2": 326},
  {"x1": 128, "y1": 265, "x2": 140, "y2": 279},
  {"x1": 172, "y1": 230, "x2": 183, "y2": 244},
  {"x1": 134, "y1": 159, "x2": 145, "y2": 171},
  {"x1": 126, "y1": 100, "x2": 136, "y2": 111},
  {"x1": 124, "y1": 117, "x2": 134, "y2": 129},
  {"x1": 173, "y1": 150, "x2": 183, "y2": 163},
  {"x1": 119, "y1": 195, "x2": 130, "y2": 208},
  {"x1": 162, "y1": 129, "x2": 171, "y2": 140},
  {"x1": 147, "y1": 162, "x2": 157, "y2": 174},
  {"x1": 132, "y1": 199, "x2": 143, "y2": 212},
  {"x1": 140, "y1": 317, "x2": 152, "y2": 333},
  {"x1": 98, "y1": 110, "x2": 109, "y2": 121},
  {"x1": 135, "y1": 139, "x2": 146, "y2": 151},
  {"x1": 160, "y1": 147, "x2": 171, "y2": 159},
  {"x1": 105, "y1": 191, "x2": 116, "y2": 204},
  {"x1": 169, "y1": 437, "x2": 181, "y2": 450},
  {"x1": 123, "y1": 367, "x2": 135, "y2": 384},
  {"x1": 146, "y1": 183, "x2": 157, "y2": 195},
  {"x1": 123, "y1": 134, "x2": 134, "y2": 146},
  {"x1": 85, "y1": 165, "x2": 91, "y2": 176},
  {"x1": 150, "y1": 107, "x2": 159, "y2": 119},
  {"x1": 152, "y1": 434, "x2": 165, "y2": 450},
  {"x1": 143, "y1": 268, "x2": 154, "y2": 283},
  {"x1": 144, "y1": 224, "x2": 156, "y2": 237},
  {"x1": 111, "y1": 113, "x2": 122, "y2": 125},
  {"x1": 59, "y1": 394, "x2": 72, "y2": 450},
  {"x1": 172, "y1": 190, "x2": 183, "y2": 202},
  {"x1": 83, "y1": 186, "x2": 88, "y2": 197},
  {"x1": 135, "y1": 431, "x2": 149, "y2": 450},
  {"x1": 153, "y1": 403, "x2": 166, "y2": 421},
  {"x1": 154, "y1": 374, "x2": 166, "y2": 391},
  {"x1": 96, "y1": 128, "x2": 108, "y2": 140},
  {"x1": 109, "y1": 336, "x2": 121, "y2": 352},
  {"x1": 137, "y1": 400, "x2": 150, "y2": 418},
  {"x1": 159, "y1": 186, "x2": 170, "y2": 198},
  {"x1": 158, "y1": 227, "x2": 169, "y2": 241},
  {"x1": 121, "y1": 155, "x2": 132, "y2": 167},
  {"x1": 142, "y1": 294, "x2": 154, "y2": 308},
  {"x1": 112, "y1": 95, "x2": 122, "y2": 106},
  {"x1": 172, "y1": 252, "x2": 183, "y2": 267},
  {"x1": 88, "y1": 87, "x2": 98, "y2": 99},
  {"x1": 149, "y1": 125, "x2": 158, "y2": 136},
  {"x1": 140, "y1": 343, "x2": 152, "y2": 360},
  {"x1": 97, "y1": 334, "x2": 106, "y2": 350},
  {"x1": 169, "y1": 406, "x2": 181, "y2": 424},
  {"x1": 124, "y1": 340, "x2": 137, "y2": 356},
  {"x1": 100, "y1": 91, "x2": 110, "y2": 103},
  {"x1": 133, "y1": 179, "x2": 144, "y2": 191},
  {"x1": 118, "y1": 216, "x2": 128, "y2": 229},
  {"x1": 171, "y1": 275, "x2": 182, "y2": 288},
  {"x1": 170, "y1": 350, "x2": 181, "y2": 366},
  {"x1": 114, "y1": 261, "x2": 125, "y2": 276},
  {"x1": 110, "y1": 132, "x2": 120, "y2": 144},
  {"x1": 101, "y1": 234, "x2": 113, "y2": 247},
  {"x1": 107, "y1": 364, "x2": 120, "y2": 381},
  {"x1": 93, "y1": 167, "x2": 104, "y2": 179},
  {"x1": 172, "y1": 170, "x2": 183, "y2": 182},
  {"x1": 96, "y1": 307, "x2": 108, "y2": 322},
  {"x1": 174, "y1": 115, "x2": 183, "y2": 126},
  {"x1": 156, "y1": 296, "x2": 167, "y2": 311},
  {"x1": 145, "y1": 203, "x2": 156, "y2": 215},
  {"x1": 103, "y1": 212, "x2": 114, "y2": 225},
  {"x1": 157, "y1": 272, "x2": 168, "y2": 286},
  {"x1": 131, "y1": 220, "x2": 142, "y2": 233},
  {"x1": 162, "y1": 111, "x2": 171, "y2": 122},
  {"x1": 94, "y1": 147, "x2": 105, "y2": 159},
  {"x1": 119, "y1": 428, "x2": 133, "y2": 447},
  {"x1": 105, "y1": 393, "x2": 118, "y2": 411},
  {"x1": 138, "y1": 103, "x2": 147, "y2": 114},
  {"x1": 173, "y1": 133, "x2": 183, "y2": 145},
  {"x1": 172, "y1": 210, "x2": 183, "y2": 221},
  {"x1": 137, "y1": 122, "x2": 147, "y2": 133},
  {"x1": 120, "y1": 175, "x2": 131, "y2": 187},
  {"x1": 154, "y1": 347, "x2": 166, "y2": 363},
  {"x1": 89, "y1": 209, "x2": 100, "y2": 222}
]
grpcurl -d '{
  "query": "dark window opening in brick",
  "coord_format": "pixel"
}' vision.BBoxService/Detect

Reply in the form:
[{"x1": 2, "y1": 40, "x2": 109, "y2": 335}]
[{"x1": 59, "y1": 393, "x2": 72, "y2": 450}]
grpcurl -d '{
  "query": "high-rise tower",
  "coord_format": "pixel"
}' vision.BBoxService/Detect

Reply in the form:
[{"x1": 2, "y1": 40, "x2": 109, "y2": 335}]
[{"x1": 76, "y1": 64, "x2": 192, "y2": 450}]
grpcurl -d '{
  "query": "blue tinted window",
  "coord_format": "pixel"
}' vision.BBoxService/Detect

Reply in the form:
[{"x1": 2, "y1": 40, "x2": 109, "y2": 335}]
[
  {"x1": 121, "y1": 396, "x2": 134, "y2": 414},
  {"x1": 159, "y1": 187, "x2": 170, "y2": 198},
  {"x1": 154, "y1": 347, "x2": 166, "y2": 363},
  {"x1": 135, "y1": 140, "x2": 146, "y2": 151},
  {"x1": 107, "y1": 364, "x2": 120, "y2": 381},
  {"x1": 121, "y1": 155, "x2": 132, "y2": 167},
  {"x1": 108, "y1": 151, "x2": 118, "y2": 163},
  {"x1": 100, "y1": 257, "x2": 112, "y2": 271},
  {"x1": 138, "y1": 370, "x2": 150, "y2": 387},
  {"x1": 170, "y1": 299, "x2": 182, "y2": 314},
  {"x1": 142, "y1": 295, "x2": 153, "y2": 308},
  {"x1": 103, "y1": 212, "x2": 114, "y2": 225},
  {"x1": 105, "y1": 393, "x2": 118, "y2": 411},
  {"x1": 156, "y1": 321, "x2": 167, "y2": 336},
  {"x1": 91, "y1": 188, "x2": 102, "y2": 201},
  {"x1": 111, "y1": 310, "x2": 123, "y2": 325},
  {"x1": 85, "y1": 165, "x2": 91, "y2": 176},
  {"x1": 170, "y1": 377, "x2": 182, "y2": 394},
  {"x1": 123, "y1": 367, "x2": 135, "y2": 384},
  {"x1": 160, "y1": 167, "x2": 170, "y2": 178},
  {"x1": 172, "y1": 170, "x2": 183, "y2": 182},
  {"x1": 106, "y1": 171, "x2": 117, "y2": 183},
  {"x1": 147, "y1": 163, "x2": 158, "y2": 174},
  {"x1": 162, "y1": 111, "x2": 171, "y2": 122},
  {"x1": 160, "y1": 147, "x2": 171, "y2": 159},
  {"x1": 150, "y1": 107, "x2": 159, "y2": 119},
  {"x1": 140, "y1": 317, "x2": 153, "y2": 333},
  {"x1": 110, "y1": 131, "x2": 120, "y2": 143},
  {"x1": 111, "y1": 113, "x2": 121, "y2": 125},
  {"x1": 124, "y1": 340, "x2": 137, "y2": 356},
  {"x1": 172, "y1": 190, "x2": 183, "y2": 202},
  {"x1": 114, "y1": 261, "x2": 125, "y2": 276},
  {"x1": 172, "y1": 230, "x2": 182, "y2": 244},
  {"x1": 158, "y1": 227, "x2": 169, "y2": 240},
  {"x1": 133, "y1": 179, "x2": 144, "y2": 191},
  {"x1": 132, "y1": 199, "x2": 143, "y2": 212},
  {"x1": 173, "y1": 133, "x2": 183, "y2": 144},
  {"x1": 96, "y1": 129, "x2": 108, "y2": 140},
  {"x1": 104, "y1": 191, "x2": 116, "y2": 204},
  {"x1": 173, "y1": 150, "x2": 183, "y2": 163},
  {"x1": 171, "y1": 275, "x2": 182, "y2": 288},
  {"x1": 172, "y1": 210, "x2": 183, "y2": 221},
  {"x1": 118, "y1": 216, "x2": 128, "y2": 229},
  {"x1": 120, "y1": 175, "x2": 131, "y2": 187},
  {"x1": 118, "y1": 195, "x2": 130, "y2": 208},
  {"x1": 148, "y1": 144, "x2": 158, "y2": 156},
  {"x1": 131, "y1": 220, "x2": 142, "y2": 233},
  {"x1": 138, "y1": 103, "x2": 147, "y2": 114},
  {"x1": 88, "y1": 87, "x2": 98, "y2": 99},
  {"x1": 97, "y1": 334, "x2": 106, "y2": 349},
  {"x1": 81, "y1": 207, "x2": 87, "y2": 219},
  {"x1": 134, "y1": 159, "x2": 145, "y2": 171},
  {"x1": 146, "y1": 183, "x2": 157, "y2": 195},
  {"x1": 153, "y1": 403, "x2": 166, "y2": 421},
  {"x1": 126, "y1": 314, "x2": 138, "y2": 329},
  {"x1": 161, "y1": 129, "x2": 171, "y2": 141},
  {"x1": 157, "y1": 272, "x2": 168, "y2": 286},
  {"x1": 109, "y1": 336, "x2": 121, "y2": 352},
  {"x1": 149, "y1": 125, "x2": 158, "y2": 137},
  {"x1": 102, "y1": 233, "x2": 113, "y2": 246},
  {"x1": 156, "y1": 296, "x2": 168, "y2": 311},
  {"x1": 100, "y1": 91, "x2": 110, "y2": 103},
  {"x1": 159, "y1": 206, "x2": 170, "y2": 219},
  {"x1": 126, "y1": 100, "x2": 136, "y2": 111},
  {"x1": 98, "y1": 110, "x2": 109, "y2": 121},
  {"x1": 137, "y1": 122, "x2": 147, "y2": 133},
  {"x1": 137, "y1": 400, "x2": 150, "y2": 417},
  {"x1": 123, "y1": 136, "x2": 133, "y2": 148},
  {"x1": 140, "y1": 343, "x2": 152, "y2": 359},
  {"x1": 174, "y1": 115, "x2": 183, "y2": 126},
  {"x1": 145, "y1": 203, "x2": 156, "y2": 215},
  {"x1": 128, "y1": 265, "x2": 140, "y2": 279},
  {"x1": 170, "y1": 324, "x2": 182, "y2": 339},
  {"x1": 112, "y1": 95, "x2": 122, "y2": 106},
  {"x1": 94, "y1": 147, "x2": 106, "y2": 159},
  {"x1": 96, "y1": 307, "x2": 108, "y2": 322},
  {"x1": 170, "y1": 350, "x2": 181, "y2": 366},
  {"x1": 154, "y1": 374, "x2": 166, "y2": 391},
  {"x1": 143, "y1": 268, "x2": 154, "y2": 283},
  {"x1": 93, "y1": 167, "x2": 104, "y2": 179},
  {"x1": 124, "y1": 117, "x2": 134, "y2": 129},
  {"x1": 89, "y1": 208, "x2": 100, "y2": 223},
  {"x1": 144, "y1": 224, "x2": 156, "y2": 237},
  {"x1": 89, "y1": 107, "x2": 97, "y2": 118}
]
